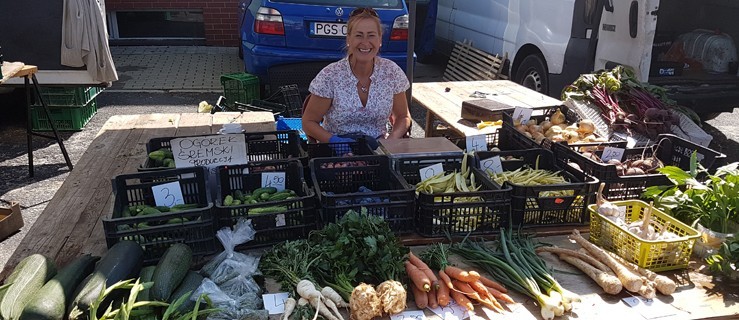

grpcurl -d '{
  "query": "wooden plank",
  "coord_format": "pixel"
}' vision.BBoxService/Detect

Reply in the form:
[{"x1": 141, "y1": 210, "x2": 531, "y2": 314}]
[
  {"x1": 443, "y1": 41, "x2": 506, "y2": 82},
  {"x1": 176, "y1": 113, "x2": 214, "y2": 136},
  {"x1": 0, "y1": 115, "x2": 141, "y2": 280}
]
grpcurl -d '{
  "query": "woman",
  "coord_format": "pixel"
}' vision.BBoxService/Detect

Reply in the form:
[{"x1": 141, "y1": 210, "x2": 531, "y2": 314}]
[{"x1": 302, "y1": 7, "x2": 411, "y2": 149}]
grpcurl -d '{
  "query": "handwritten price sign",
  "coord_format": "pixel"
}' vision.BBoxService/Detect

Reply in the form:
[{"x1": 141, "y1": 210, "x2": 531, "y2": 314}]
[
  {"x1": 466, "y1": 134, "x2": 487, "y2": 152},
  {"x1": 262, "y1": 292, "x2": 289, "y2": 315},
  {"x1": 480, "y1": 156, "x2": 503, "y2": 174},
  {"x1": 512, "y1": 107, "x2": 533, "y2": 124},
  {"x1": 419, "y1": 163, "x2": 444, "y2": 182},
  {"x1": 429, "y1": 300, "x2": 469, "y2": 320},
  {"x1": 390, "y1": 310, "x2": 426, "y2": 320},
  {"x1": 152, "y1": 181, "x2": 185, "y2": 208},
  {"x1": 261, "y1": 172, "x2": 286, "y2": 191},
  {"x1": 600, "y1": 147, "x2": 625, "y2": 162}
]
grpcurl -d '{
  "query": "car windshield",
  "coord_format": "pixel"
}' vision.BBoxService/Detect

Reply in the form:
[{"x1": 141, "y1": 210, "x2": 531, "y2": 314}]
[{"x1": 270, "y1": 0, "x2": 403, "y2": 9}]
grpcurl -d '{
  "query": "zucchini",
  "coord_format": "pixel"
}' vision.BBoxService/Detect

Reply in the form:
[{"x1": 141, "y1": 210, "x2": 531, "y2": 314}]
[
  {"x1": 150, "y1": 244, "x2": 192, "y2": 301},
  {"x1": 248, "y1": 206, "x2": 288, "y2": 215},
  {"x1": 0, "y1": 255, "x2": 32, "y2": 304},
  {"x1": 136, "y1": 266, "x2": 157, "y2": 302},
  {"x1": 167, "y1": 271, "x2": 203, "y2": 314},
  {"x1": 19, "y1": 255, "x2": 98, "y2": 320},
  {"x1": 68, "y1": 241, "x2": 143, "y2": 317},
  {"x1": 0, "y1": 254, "x2": 56, "y2": 320}
]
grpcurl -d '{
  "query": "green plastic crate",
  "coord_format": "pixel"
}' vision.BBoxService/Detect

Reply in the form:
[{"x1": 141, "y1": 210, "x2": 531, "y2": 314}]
[
  {"x1": 31, "y1": 99, "x2": 97, "y2": 131},
  {"x1": 32, "y1": 86, "x2": 103, "y2": 107},
  {"x1": 220, "y1": 72, "x2": 260, "y2": 104}
]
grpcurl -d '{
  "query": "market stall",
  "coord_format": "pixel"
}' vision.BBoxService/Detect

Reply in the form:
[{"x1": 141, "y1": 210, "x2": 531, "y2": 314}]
[{"x1": 0, "y1": 78, "x2": 737, "y2": 320}]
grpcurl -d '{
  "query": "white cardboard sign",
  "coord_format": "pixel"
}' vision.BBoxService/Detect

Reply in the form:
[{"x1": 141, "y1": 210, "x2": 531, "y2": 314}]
[
  {"x1": 262, "y1": 292, "x2": 290, "y2": 315},
  {"x1": 601, "y1": 147, "x2": 625, "y2": 162},
  {"x1": 152, "y1": 181, "x2": 185, "y2": 207},
  {"x1": 390, "y1": 310, "x2": 426, "y2": 320},
  {"x1": 429, "y1": 300, "x2": 469, "y2": 320},
  {"x1": 419, "y1": 163, "x2": 445, "y2": 182},
  {"x1": 480, "y1": 156, "x2": 503, "y2": 174},
  {"x1": 512, "y1": 107, "x2": 533, "y2": 124},
  {"x1": 466, "y1": 134, "x2": 487, "y2": 152},
  {"x1": 261, "y1": 172, "x2": 286, "y2": 191},
  {"x1": 170, "y1": 134, "x2": 248, "y2": 169}
]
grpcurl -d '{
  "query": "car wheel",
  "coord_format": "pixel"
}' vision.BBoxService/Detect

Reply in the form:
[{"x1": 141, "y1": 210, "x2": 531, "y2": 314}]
[
  {"x1": 238, "y1": 37, "x2": 244, "y2": 60},
  {"x1": 514, "y1": 54, "x2": 548, "y2": 94},
  {"x1": 698, "y1": 112, "x2": 722, "y2": 121}
]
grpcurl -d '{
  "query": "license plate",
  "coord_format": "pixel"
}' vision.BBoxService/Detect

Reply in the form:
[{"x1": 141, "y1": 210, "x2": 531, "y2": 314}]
[{"x1": 310, "y1": 22, "x2": 347, "y2": 37}]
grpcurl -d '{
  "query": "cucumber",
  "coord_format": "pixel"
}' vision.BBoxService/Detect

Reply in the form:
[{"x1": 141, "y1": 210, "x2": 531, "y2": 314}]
[
  {"x1": 252, "y1": 187, "x2": 277, "y2": 200},
  {"x1": 167, "y1": 271, "x2": 204, "y2": 314},
  {"x1": 19, "y1": 255, "x2": 98, "y2": 320},
  {"x1": 0, "y1": 254, "x2": 57, "y2": 320},
  {"x1": 267, "y1": 192, "x2": 292, "y2": 201},
  {"x1": 150, "y1": 244, "x2": 192, "y2": 301},
  {"x1": 68, "y1": 241, "x2": 143, "y2": 317},
  {"x1": 248, "y1": 206, "x2": 288, "y2": 215}
]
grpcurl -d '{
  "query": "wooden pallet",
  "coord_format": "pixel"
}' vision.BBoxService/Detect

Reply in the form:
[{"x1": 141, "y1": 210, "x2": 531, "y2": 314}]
[{"x1": 443, "y1": 40, "x2": 508, "y2": 82}]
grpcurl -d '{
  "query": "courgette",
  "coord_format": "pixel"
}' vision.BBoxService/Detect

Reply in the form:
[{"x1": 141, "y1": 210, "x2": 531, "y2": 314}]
[
  {"x1": 150, "y1": 244, "x2": 192, "y2": 301},
  {"x1": 68, "y1": 241, "x2": 143, "y2": 317},
  {"x1": 248, "y1": 206, "x2": 288, "y2": 215},
  {"x1": 167, "y1": 271, "x2": 203, "y2": 314},
  {"x1": 19, "y1": 255, "x2": 98, "y2": 320},
  {"x1": 0, "y1": 255, "x2": 32, "y2": 304},
  {"x1": 136, "y1": 266, "x2": 156, "y2": 302},
  {"x1": 0, "y1": 254, "x2": 56, "y2": 320}
]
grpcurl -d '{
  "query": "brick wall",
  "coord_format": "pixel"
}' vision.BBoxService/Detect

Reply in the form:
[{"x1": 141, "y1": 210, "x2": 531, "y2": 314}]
[{"x1": 106, "y1": 0, "x2": 240, "y2": 46}]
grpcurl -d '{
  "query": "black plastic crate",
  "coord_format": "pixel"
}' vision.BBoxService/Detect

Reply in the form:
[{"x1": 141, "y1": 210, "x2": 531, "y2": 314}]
[
  {"x1": 502, "y1": 105, "x2": 623, "y2": 152},
  {"x1": 215, "y1": 160, "x2": 317, "y2": 249},
  {"x1": 303, "y1": 138, "x2": 375, "y2": 158},
  {"x1": 394, "y1": 154, "x2": 512, "y2": 237},
  {"x1": 103, "y1": 167, "x2": 216, "y2": 265},
  {"x1": 139, "y1": 130, "x2": 307, "y2": 172},
  {"x1": 446, "y1": 125, "x2": 526, "y2": 152},
  {"x1": 310, "y1": 155, "x2": 415, "y2": 233},
  {"x1": 474, "y1": 149, "x2": 598, "y2": 227},
  {"x1": 552, "y1": 134, "x2": 726, "y2": 200}
]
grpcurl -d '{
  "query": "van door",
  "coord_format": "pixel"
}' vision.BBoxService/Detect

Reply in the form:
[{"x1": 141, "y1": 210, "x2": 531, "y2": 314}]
[{"x1": 593, "y1": 0, "x2": 659, "y2": 81}]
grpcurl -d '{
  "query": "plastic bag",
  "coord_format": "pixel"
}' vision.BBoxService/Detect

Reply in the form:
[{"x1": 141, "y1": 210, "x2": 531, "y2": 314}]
[
  {"x1": 220, "y1": 274, "x2": 263, "y2": 310},
  {"x1": 201, "y1": 218, "x2": 257, "y2": 278},
  {"x1": 207, "y1": 309, "x2": 268, "y2": 320},
  {"x1": 194, "y1": 279, "x2": 268, "y2": 320}
]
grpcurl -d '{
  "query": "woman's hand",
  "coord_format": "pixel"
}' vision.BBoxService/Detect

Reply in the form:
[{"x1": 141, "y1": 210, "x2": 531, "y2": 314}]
[
  {"x1": 302, "y1": 94, "x2": 334, "y2": 143},
  {"x1": 387, "y1": 91, "x2": 411, "y2": 139}
]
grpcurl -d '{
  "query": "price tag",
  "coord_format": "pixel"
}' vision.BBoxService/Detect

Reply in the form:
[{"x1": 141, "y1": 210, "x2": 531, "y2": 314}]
[
  {"x1": 261, "y1": 172, "x2": 286, "y2": 191},
  {"x1": 262, "y1": 292, "x2": 289, "y2": 315},
  {"x1": 623, "y1": 296, "x2": 642, "y2": 307},
  {"x1": 152, "y1": 181, "x2": 185, "y2": 208},
  {"x1": 512, "y1": 107, "x2": 533, "y2": 124},
  {"x1": 466, "y1": 134, "x2": 487, "y2": 152},
  {"x1": 429, "y1": 300, "x2": 469, "y2": 320},
  {"x1": 626, "y1": 136, "x2": 637, "y2": 148},
  {"x1": 480, "y1": 156, "x2": 503, "y2": 174},
  {"x1": 275, "y1": 214, "x2": 286, "y2": 227},
  {"x1": 419, "y1": 163, "x2": 444, "y2": 182},
  {"x1": 600, "y1": 147, "x2": 625, "y2": 162},
  {"x1": 390, "y1": 310, "x2": 426, "y2": 320}
]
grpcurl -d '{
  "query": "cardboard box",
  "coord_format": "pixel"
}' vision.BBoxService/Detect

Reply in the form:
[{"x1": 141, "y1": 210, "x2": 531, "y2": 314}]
[{"x1": 0, "y1": 202, "x2": 23, "y2": 240}]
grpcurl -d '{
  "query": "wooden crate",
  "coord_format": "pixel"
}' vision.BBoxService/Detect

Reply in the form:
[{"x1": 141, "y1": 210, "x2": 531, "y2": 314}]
[{"x1": 0, "y1": 202, "x2": 23, "y2": 240}]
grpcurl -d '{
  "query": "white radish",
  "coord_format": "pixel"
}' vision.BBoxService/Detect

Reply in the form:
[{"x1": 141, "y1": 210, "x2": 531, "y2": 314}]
[
  {"x1": 282, "y1": 297, "x2": 297, "y2": 320},
  {"x1": 536, "y1": 246, "x2": 613, "y2": 274},
  {"x1": 603, "y1": 250, "x2": 677, "y2": 295},
  {"x1": 558, "y1": 254, "x2": 622, "y2": 295},
  {"x1": 322, "y1": 295, "x2": 345, "y2": 320},
  {"x1": 321, "y1": 286, "x2": 349, "y2": 308}
]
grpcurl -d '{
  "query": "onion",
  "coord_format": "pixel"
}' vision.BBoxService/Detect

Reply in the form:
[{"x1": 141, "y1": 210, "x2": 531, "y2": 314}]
[
  {"x1": 551, "y1": 108, "x2": 566, "y2": 125},
  {"x1": 577, "y1": 119, "x2": 596, "y2": 135},
  {"x1": 516, "y1": 124, "x2": 528, "y2": 134},
  {"x1": 540, "y1": 120, "x2": 553, "y2": 132},
  {"x1": 528, "y1": 124, "x2": 543, "y2": 133},
  {"x1": 526, "y1": 119, "x2": 538, "y2": 126}
]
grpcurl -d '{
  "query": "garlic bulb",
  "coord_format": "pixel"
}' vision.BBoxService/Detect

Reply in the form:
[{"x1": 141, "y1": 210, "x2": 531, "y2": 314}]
[{"x1": 596, "y1": 183, "x2": 620, "y2": 216}]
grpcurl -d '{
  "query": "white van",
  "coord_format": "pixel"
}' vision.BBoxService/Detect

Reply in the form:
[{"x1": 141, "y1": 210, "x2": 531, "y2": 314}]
[{"x1": 434, "y1": 0, "x2": 739, "y2": 120}]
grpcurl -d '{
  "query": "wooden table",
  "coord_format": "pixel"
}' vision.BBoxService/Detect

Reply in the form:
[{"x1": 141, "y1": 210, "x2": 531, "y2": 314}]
[
  {"x1": 0, "y1": 112, "x2": 275, "y2": 280},
  {"x1": 412, "y1": 80, "x2": 561, "y2": 137}
]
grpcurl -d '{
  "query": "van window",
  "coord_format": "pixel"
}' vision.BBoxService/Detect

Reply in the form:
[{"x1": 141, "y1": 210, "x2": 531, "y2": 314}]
[
  {"x1": 271, "y1": 0, "x2": 403, "y2": 9},
  {"x1": 584, "y1": 0, "x2": 596, "y2": 25}
]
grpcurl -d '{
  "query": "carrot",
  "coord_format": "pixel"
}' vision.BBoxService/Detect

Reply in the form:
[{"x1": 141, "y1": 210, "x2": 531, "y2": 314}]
[
  {"x1": 486, "y1": 286, "x2": 515, "y2": 304},
  {"x1": 476, "y1": 296, "x2": 503, "y2": 313},
  {"x1": 469, "y1": 280, "x2": 491, "y2": 300},
  {"x1": 478, "y1": 275, "x2": 507, "y2": 293},
  {"x1": 450, "y1": 290, "x2": 474, "y2": 311},
  {"x1": 445, "y1": 266, "x2": 479, "y2": 282},
  {"x1": 409, "y1": 252, "x2": 440, "y2": 290},
  {"x1": 436, "y1": 274, "x2": 451, "y2": 307},
  {"x1": 411, "y1": 282, "x2": 428, "y2": 309},
  {"x1": 427, "y1": 288, "x2": 439, "y2": 309},
  {"x1": 451, "y1": 280, "x2": 483, "y2": 302},
  {"x1": 438, "y1": 269, "x2": 454, "y2": 290},
  {"x1": 405, "y1": 261, "x2": 431, "y2": 292}
]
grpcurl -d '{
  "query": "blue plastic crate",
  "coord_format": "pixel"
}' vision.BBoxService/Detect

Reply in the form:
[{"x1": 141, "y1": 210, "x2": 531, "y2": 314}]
[{"x1": 276, "y1": 117, "x2": 306, "y2": 141}]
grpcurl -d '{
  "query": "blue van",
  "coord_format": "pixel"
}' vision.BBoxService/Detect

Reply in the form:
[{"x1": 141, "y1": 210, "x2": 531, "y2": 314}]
[{"x1": 240, "y1": 0, "x2": 412, "y2": 92}]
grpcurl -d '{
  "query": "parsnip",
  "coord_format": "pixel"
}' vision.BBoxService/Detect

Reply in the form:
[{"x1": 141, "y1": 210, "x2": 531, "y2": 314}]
[
  {"x1": 558, "y1": 254, "x2": 622, "y2": 295},
  {"x1": 536, "y1": 246, "x2": 613, "y2": 274},
  {"x1": 570, "y1": 230, "x2": 645, "y2": 292},
  {"x1": 603, "y1": 250, "x2": 676, "y2": 295}
]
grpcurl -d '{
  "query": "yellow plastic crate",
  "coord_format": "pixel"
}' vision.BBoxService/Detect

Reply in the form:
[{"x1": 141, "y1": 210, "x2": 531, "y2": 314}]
[{"x1": 588, "y1": 200, "x2": 700, "y2": 272}]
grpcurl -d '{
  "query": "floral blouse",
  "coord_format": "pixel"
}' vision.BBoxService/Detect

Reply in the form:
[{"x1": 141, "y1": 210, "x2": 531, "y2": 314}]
[{"x1": 309, "y1": 57, "x2": 410, "y2": 138}]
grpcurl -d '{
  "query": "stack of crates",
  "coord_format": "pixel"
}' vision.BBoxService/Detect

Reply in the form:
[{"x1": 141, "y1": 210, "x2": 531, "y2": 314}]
[
  {"x1": 31, "y1": 86, "x2": 102, "y2": 131},
  {"x1": 220, "y1": 72, "x2": 260, "y2": 104}
]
